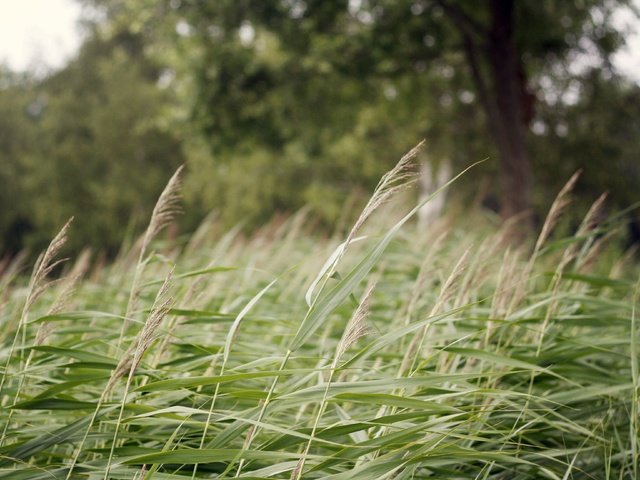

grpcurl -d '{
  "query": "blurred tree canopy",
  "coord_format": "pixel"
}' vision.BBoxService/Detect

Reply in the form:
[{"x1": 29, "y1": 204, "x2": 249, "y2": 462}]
[
  {"x1": 0, "y1": 0, "x2": 638, "y2": 256},
  {"x1": 0, "y1": 28, "x2": 183, "y2": 255}
]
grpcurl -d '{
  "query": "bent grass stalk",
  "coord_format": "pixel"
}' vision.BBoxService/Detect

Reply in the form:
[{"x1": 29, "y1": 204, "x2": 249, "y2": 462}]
[
  {"x1": 223, "y1": 143, "x2": 426, "y2": 477},
  {"x1": 3, "y1": 157, "x2": 635, "y2": 479},
  {"x1": 192, "y1": 277, "x2": 278, "y2": 479},
  {"x1": 65, "y1": 272, "x2": 173, "y2": 480},
  {"x1": 104, "y1": 271, "x2": 173, "y2": 479},
  {"x1": 292, "y1": 282, "x2": 374, "y2": 480},
  {"x1": 232, "y1": 147, "x2": 481, "y2": 476},
  {"x1": 0, "y1": 218, "x2": 72, "y2": 447},
  {"x1": 119, "y1": 166, "x2": 183, "y2": 347}
]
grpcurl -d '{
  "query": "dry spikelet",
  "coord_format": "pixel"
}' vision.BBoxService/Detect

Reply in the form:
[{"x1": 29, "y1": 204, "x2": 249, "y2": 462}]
[
  {"x1": 398, "y1": 248, "x2": 470, "y2": 376},
  {"x1": 490, "y1": 247, "x2": 516, "y2": 318},
  {"x1": 35, "y1": 250, "x2": 91, "y2": 346},
  {"x1": 578, "y1": 229, "x2": 614, "y2": 273},
  {"x1": 291, "y1": 459, "x2": 304, "y2": 480},
  {"x1": 34, "y1": 323, "x2": 55, "y2": 347},
  {"x1": 141, "y1": 166, "x2": 184, "y2": 254},
  {"x1": 577, "y1": 192, "x2": 607, "y2": 237},
  {"x1": 561, "y1": 192, "x2": 608, "y2": 269},
  {"x1": 105, "y1": 347, "x2": 134, "y2": 396},
  {"x1": 455, "y1": 238, "x2": 498, "y2": 308},
  {"x1": 46, "y1": 249, "x2": 91, "y2": 317},
  {"x1": 133, "y1": 296, "x2": 173, "y2": 371},
  {"x1": 0, "y1": 251, "x2": 26, "y2": 285},
  {"x1": 0, "y1": 251, "x2": 27, "y2": 310},
  {"x1": 610, "y1": 244, "x2": 638, "y2": 280},
  {"x1": 0, "y1": 219, "x2": 72, "y2": 404},
  {"x1": 0, "y1": 256, "x2": 10, "y2": 280},
  {"x1": 125, "y1": 166, "x2": 183, "y2": 321},
  {"x1": 335, "y1": 282, "x2": 376, "y2": 362},
  {"x1": 108, "y1": 271, "x2": 174, "y2": 394},
  {"x1": 431, "y1": 248, "x2": 471, "y2": 315},
  {"x1": 404, "y1": 231, "x2": 448, "y2": 326},
  {"x1": 534, "y1": 170, "x2": 581, "y2": 254},
  {"x1": 23, "y1": 218, "x2": 73, "y2": 316},
  {"x1": 345, "y1": 141, "x2": 424, "y2": 245},
  {"x1": 133, "y1": 270, "x2": 174, "y2": 367},
  {"x1": 133, "y1": 465, "x2": 147, "y2": 480},
  {"x1": 242, "y1": 398, "x2": 265, "y2": 450}
]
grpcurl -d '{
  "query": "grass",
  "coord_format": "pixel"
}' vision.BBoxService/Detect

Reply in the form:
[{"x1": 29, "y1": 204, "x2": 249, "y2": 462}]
[{"x1": 0, "y1": 153, "x2": 638, "y2": 479}]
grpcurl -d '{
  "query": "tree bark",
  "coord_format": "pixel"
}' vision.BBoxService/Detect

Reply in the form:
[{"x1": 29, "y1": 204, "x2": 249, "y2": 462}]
[
  {"x1": 487, "y1": 0, "x2": 533, "y2": 222},
  {"x1": 441, "y1": 0, "x2": 533, "y2": 225}
]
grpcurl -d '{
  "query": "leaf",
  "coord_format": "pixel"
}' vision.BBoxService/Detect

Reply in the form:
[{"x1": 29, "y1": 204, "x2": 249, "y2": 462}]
[
  {"x1": 224, "y1": 278, "x2": 279, "y2": 365},
  {"x1": 333, "y1": 393, "x2": 462, "y2": 413},
  {"x1": 142, "y1": 266, "x2": 237, "y2": 287},
  {"x1": 0, "y1": 406, "x2": 119, "y2": 466},
  {"x1": 135, "y1": 369, "x2": 312, "y2": 392},
  {"x1": 549, "y1": 272, "x2": 631, "y2": 288},
  {"x1": 305, "y1": 236, "x2": 368, "y2": 307},
  {"x1": 11, "y1": 398, "x2": 97, "y2": 410},
  {"x1": 123, "y1": 448, "x2": 317, "y2": 465},
  {"x1": 28, "y1": 346, "x2": 117, "y2": 365},
  {"x1": 442, "y1": 347, "x2": 569, "y2": 381},
  {"x1": 288, "y1": 161, "x2": 482, "y2": 352}
]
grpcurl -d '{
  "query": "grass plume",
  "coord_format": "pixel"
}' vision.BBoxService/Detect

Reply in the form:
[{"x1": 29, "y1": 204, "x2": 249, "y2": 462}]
[{"x1": 0, "y1": 168, "x2": 636, "y2": 480}]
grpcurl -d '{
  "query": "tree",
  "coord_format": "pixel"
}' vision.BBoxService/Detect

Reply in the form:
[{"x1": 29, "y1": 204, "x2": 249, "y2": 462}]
[
  {"x1": 0, "y1": 70, "x2": 39, "y2": 254},
  {"x1": 438, "y1": 0, "x2": 533, "y2": 219},
  {"x1": 0, "y1": 28, "x2": 184, "y2": 255},
  {"x1": 77, "y1": 0, "x2": 637, "y2": 229}
]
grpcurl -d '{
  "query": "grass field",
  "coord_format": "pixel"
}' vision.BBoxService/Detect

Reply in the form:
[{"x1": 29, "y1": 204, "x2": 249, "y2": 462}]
[{"x1": 0, "y1": 157, "x2": 638, "y2": 479}]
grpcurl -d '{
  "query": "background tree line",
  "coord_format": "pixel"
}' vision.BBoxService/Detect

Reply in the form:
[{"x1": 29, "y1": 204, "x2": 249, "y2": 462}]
[{"x1": 1, "y1": 0, "x2": 639, "y2": 256}]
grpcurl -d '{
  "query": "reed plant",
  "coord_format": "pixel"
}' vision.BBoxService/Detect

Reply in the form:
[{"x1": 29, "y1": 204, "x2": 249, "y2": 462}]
[{"x1": 0, "y1": 147, "x2": 637, "y2": 479}]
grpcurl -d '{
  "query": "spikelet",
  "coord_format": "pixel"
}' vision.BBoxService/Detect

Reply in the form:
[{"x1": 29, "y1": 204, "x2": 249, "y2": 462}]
[
  {"x1": 335, "y1": 282, "x2": 376, "y2": 363},
  {"x1": 0, "y1": 251, "x2": 27, "y2": 315},
  {"x1": 107, "y1": 270, "x2": 173, "y2": 395},
  {"x1": 291, "y1": 283, "x2": 376, "y2": 480},
  {"x1": 141, "y1": 166, "x2": 184, "y2": 255},
  {"x1": 132, "y1": 465, "x2": 147, "y2": 480},
  {"x1": 125, "y1": 166, "x2": 183, "y2": 321},
  {"x1": 577, "y1": 192, "x2": 608, "y2": 237},
  {"x1": 561, "y1": 192, "x2": 608, "y2": 270},
  {"x1": 22, "y1": 218, "x2": 73, "y2": 318},
  {"x1": 490, "y1": 247, "x2": 517, "y2": 318},
  {"x1": 291, "y1": 459, "x2": 304, "y2": 480},
  {"x1": 345, "y1": 141, "x2": 423, "y2": 245},
  {"x1": 131, "y1": 273, "x2": 174, "y2": 372},
  {"x1": 0, "y1": 251, "x2": 26, "y2": 287},
  {"x1": 46, "y1": 249, "x2": 91, "y2": 317},
  {"x1": 404, "y1": 231, "x2": 447, "y2": 325},
  {"x1": 534, "y1": 170, "x2": 581, "y2": 254},
  {"x1": 242, "y1": 398, "x2": 265, "y2": 450},
  {"x1": 431, "y1": 248, "x2": 471, "y2": 315},
  {"x1": 579, "y1": 229, "x2": 614, "y2": 273}
]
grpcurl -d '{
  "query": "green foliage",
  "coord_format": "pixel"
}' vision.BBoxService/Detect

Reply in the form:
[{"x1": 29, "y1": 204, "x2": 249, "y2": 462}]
[
  {"x1": 533, "y1": 71, "x2": 640, "y2": 217},
  {"x1": 79, "y1": 0, "x2": 639, "y2": 233},
  {"x1": 0, "y1": 30, "x2": 183, "y2": 255},
  {"x1": 1, "y1": 0, "x2": 639, "y2": 254},
  {"x1": 0, "y1": 177, "x2": 637, "y2": 478}
]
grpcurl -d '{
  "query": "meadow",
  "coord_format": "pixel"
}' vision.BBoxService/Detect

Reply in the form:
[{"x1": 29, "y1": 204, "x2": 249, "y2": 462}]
[{"x1": 0, "y1": 151, "x2": 638, "y2": 479}]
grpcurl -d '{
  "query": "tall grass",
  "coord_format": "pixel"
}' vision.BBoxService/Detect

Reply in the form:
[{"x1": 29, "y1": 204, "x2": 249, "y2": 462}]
[{"x1": 0, "y1": 152, "x2": 638, "y2": 479}]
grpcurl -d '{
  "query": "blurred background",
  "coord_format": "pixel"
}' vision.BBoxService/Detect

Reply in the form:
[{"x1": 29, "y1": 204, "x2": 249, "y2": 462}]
[{"x1": 1, "y1": 0, "x2": 639, "y2": 256}]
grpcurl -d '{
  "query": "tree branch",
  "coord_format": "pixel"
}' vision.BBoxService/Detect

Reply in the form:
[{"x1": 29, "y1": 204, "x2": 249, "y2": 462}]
[
  {"x1": 434, "y1": 0, "x2": 487, "y2": 41},
  {"x1": 461, "y1": 31, "x2": 497, "y2": 135}
]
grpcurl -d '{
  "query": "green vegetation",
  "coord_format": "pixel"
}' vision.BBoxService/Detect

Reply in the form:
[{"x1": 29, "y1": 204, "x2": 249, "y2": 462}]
[
  {"x1": 0, "y1": 157, "x2": 637, "y2": 478},
  {"x1": 2, "y1": 1, "x2": 640, "y2": 255}
]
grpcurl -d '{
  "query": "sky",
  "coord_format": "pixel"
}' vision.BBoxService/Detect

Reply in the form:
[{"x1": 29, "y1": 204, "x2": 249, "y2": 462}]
[
  {"x1": 0, "y1": 0, "x2": 82, "y2": 73},
  {"x1": 0, "y1": 0, "x2": 638, "y2": 81}
]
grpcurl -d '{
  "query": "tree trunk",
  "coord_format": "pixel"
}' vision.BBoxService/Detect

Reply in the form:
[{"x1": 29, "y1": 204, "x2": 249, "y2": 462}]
[
  {"x1": 439, "y1": 0, "x2": 534, "y2": 228},
  {"x1": 487, "y1": 0, "x2": 533, "y2": 222}
]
